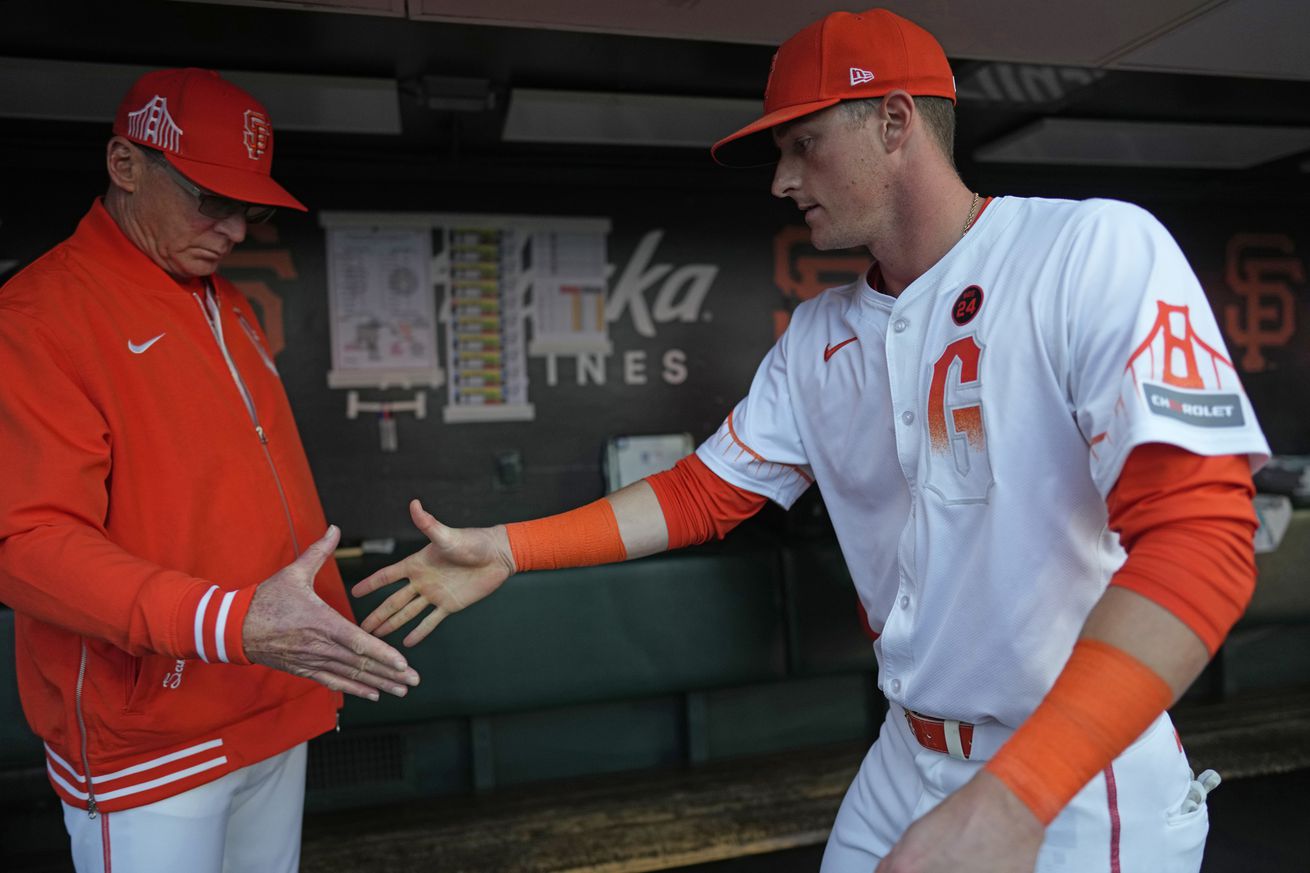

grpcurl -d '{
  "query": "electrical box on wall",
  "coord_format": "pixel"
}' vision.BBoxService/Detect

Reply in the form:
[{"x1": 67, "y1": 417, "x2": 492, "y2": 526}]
[{"x1": 604, "y1": 433, "x2": 694, "y2": 492}]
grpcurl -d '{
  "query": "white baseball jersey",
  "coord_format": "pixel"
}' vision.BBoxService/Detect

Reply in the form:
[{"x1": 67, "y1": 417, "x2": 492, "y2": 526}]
[{"x1": 696, "y1": 196, "x2": 1270, "y2": 727}]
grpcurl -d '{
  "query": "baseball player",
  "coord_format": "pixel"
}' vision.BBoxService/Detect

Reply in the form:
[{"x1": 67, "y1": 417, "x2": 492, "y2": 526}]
[{"x1": 354, "y1": 9, "x2": 1267, "y2": 872}]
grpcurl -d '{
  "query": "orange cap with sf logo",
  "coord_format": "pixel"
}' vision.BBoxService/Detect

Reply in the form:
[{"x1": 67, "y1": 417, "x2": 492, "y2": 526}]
[{"x1": 113, "y1": 67, "x2": 306, "y2": 211}]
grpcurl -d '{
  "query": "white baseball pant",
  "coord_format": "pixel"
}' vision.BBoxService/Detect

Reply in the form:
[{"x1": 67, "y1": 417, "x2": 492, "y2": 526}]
[
  {"x1": 62, "y1": 742, "x2": 307, "y2": 873},
  {"x1": 822, "y1": 704, "x2": 1211, "y2": 872}
]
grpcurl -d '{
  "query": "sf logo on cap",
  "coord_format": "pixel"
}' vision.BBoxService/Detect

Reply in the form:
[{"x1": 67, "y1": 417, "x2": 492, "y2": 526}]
[{"x1": 244, "y1": 109, "x2": 271, "y2": 160}]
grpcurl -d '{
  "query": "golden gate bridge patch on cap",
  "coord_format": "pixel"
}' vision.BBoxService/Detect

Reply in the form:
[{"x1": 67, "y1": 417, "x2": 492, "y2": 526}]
[{"x1": 127, "y1": 95, "x2": 184, "y2": 152}]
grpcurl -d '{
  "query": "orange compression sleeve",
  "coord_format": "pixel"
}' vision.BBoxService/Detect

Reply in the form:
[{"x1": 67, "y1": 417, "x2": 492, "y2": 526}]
[
  {"x1": 984, "y1": 639, "x2": 1173, "y2": 825},
  {"x1": 505, "y1": 499, "x2": 627, "y2": 571},
  {"x1": 1106, "y1": 443, "x2": 1258, "y2": 653},
  {"x1": 645, "y1": 454, "x2": 768, "y2": 549}
]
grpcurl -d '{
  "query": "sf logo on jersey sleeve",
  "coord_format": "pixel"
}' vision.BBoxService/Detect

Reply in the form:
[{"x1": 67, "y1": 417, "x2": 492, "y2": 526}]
[
  {"x1": 1126, "y1": 301, "x2": 1245, "y2": 429},
  {"x1": 926, "y1": 334, "x2": 994, "y2": 504}
]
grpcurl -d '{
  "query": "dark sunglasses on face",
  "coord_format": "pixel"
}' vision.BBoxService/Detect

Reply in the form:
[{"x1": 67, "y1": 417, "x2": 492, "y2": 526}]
[{"x1": 140, "y1": 147, "x2": 277, "y2": 225}]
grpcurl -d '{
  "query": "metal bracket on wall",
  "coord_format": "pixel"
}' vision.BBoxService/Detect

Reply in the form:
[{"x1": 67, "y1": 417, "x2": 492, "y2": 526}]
[{"x1": 346, "y1": 390, "x2": 427, "y2": 452}]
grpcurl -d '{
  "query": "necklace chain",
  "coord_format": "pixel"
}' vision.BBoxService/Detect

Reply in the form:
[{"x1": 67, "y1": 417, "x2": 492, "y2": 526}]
[{"x1": 962, "y1": 191, "x2": 982, "y2": 237}]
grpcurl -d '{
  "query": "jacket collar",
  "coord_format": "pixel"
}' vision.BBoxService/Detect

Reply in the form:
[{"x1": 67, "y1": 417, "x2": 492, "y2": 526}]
[{"x1": 66, "y1": 199, "x2": 207, "y2": 296}]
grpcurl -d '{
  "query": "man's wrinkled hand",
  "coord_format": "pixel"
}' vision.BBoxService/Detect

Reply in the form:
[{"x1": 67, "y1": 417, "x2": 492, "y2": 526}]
[
  {"x1": 243, "y1": 525, "x2": 420, "y2": 701},
  {"x1": 876, "y1": 770, "x2": 1044, "y2": 873},
  {"x1": 351, "y1": 499, "x2": 515, "y2": 647}
]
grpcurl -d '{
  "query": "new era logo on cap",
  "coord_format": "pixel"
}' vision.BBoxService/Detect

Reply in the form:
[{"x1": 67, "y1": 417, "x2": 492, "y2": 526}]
[{"x1": 849, "y1": 67, "x2": 876, "y2": 86}]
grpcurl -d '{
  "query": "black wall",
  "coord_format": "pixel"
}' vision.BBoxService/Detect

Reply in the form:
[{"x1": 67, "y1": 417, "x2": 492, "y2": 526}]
[{"x1": 2, "y1": 132, "x2": 1307, "y2": 541}]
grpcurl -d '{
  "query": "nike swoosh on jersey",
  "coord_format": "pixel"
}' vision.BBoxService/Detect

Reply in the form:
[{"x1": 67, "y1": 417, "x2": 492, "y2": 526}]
[
  {"x1": 823, "y1": 336, "x2": 858, "y2": 362},
  {"x1": 128, "y1": 333, "x2": 166, "y2": 354}
]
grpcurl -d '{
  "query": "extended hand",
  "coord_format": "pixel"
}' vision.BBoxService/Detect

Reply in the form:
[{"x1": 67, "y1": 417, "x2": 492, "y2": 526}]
[
  {"x1": 242, "y1": 525, "x2": 420, "y2": 701},
  {"x1": 351, "y1": 499, "x2": 515, "y2": 647},
  {"x1": 876, "y1": 771, "x2": 1043, "y2": 873}
]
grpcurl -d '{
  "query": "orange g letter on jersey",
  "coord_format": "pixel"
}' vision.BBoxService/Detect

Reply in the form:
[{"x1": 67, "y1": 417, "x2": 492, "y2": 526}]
[{"x1": 926, "y1": 335, "x2": 994, "y2": 504}]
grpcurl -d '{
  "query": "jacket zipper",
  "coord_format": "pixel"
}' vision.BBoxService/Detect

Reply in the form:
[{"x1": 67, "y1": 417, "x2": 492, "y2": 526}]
[
  {"x1": 193, "y1": 285, "x2": 301, "y2": 556},
  {"x1": 69, "y1": 289, "x2": 302, "y2": 822},
  {"x1": 236, "y1": 311, "x2": 280, "y2": 377},
  {"x1": 74, "y1": 640, "x2": 98, "y2": 818}
]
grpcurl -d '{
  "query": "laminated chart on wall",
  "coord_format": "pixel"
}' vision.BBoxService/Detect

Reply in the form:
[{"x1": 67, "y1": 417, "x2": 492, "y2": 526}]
[
  {"x1": 528, "y1": 229, "x2": 612, "y2": 356},
  {"x1": 320, "y1": 211, "x2": 610, "y2": 424},
  {"x1": 441, "y1": 225, "x2": 533, "y2": 423},
  {"x1": 320, "y1": 219, "x2": 443, "y2": 389}
]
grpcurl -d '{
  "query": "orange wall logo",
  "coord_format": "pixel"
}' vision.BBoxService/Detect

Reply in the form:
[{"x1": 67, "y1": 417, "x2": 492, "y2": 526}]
[
  {"x1": 1222, "y1": 233, "x2": 1301, "y2": 372},
  {"x1": 772, "y1": 226, "x2": 869, "y2": 338},
  {"x1": 223, "y1": 223, "x2": 294, "y2": 356}
]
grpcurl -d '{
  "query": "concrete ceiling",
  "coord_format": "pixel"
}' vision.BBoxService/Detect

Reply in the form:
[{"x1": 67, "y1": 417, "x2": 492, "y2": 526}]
[
  {"x1": 1, "y1": 0, "x2": 1308, "y2": 194},
  {"x1": 194, "y1": 0, "x2": 1310, "y2": 81}
]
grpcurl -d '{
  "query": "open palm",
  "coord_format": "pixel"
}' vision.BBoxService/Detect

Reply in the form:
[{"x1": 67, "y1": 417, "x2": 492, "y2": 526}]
[{"x1": 352, "y1": 499, "x2": 515, "y2": 647}]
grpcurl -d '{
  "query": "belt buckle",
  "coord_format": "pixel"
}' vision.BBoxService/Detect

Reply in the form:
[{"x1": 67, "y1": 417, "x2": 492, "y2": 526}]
[{"x1": 906, "y1": 709, "x2": 973, "y2": 761}]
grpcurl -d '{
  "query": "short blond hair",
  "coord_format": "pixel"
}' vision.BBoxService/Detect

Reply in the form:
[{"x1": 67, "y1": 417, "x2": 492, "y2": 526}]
[{"x1": 839, "y1": 96, "x2": 956, "y2": 166}]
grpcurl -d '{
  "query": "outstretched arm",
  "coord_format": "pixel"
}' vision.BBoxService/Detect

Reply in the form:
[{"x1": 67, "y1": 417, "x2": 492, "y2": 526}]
[
  {"x1": 351, "y1": 480, "x2": 666, "y2": 647},
  {"x1": 352, "y1": 455, "x2": 767, "y2": 646}
]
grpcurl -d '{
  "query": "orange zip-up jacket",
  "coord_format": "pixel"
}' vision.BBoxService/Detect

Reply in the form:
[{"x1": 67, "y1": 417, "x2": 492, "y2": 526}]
[{"x1": 0, "y1": 201, "x2": 348, "y2": 814}]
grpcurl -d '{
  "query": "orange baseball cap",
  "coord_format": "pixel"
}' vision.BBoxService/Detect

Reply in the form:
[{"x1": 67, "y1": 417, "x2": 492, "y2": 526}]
[
  {"x1": 113, "y1": 68, "x2": 306, "y2": 211},
  {"x1": 712, "y1": 8, "x2": 956, "y2": 166}
]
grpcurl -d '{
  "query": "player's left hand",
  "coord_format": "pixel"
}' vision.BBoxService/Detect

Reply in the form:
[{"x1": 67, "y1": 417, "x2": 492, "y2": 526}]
[{"x1": 875, "y1": 770, "x2": 1043, "y2": 873}]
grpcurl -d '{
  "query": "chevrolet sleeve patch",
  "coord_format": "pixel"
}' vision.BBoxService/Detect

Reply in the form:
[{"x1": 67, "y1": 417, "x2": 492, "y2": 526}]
[{"x1": 1143, "y1": 384, "x2": 1245, "y2": 428}]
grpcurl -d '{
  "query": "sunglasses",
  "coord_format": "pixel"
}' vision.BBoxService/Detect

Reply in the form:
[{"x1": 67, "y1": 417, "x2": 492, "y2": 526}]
[{"x1": 141, "y1": 148, "x2": 277, "y2": 225}]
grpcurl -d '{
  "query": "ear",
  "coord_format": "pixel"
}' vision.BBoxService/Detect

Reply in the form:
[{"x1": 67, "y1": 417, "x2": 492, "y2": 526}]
[
  {"x1": 106, "y1": 136, "x2": 145, "y2": 193},
  {"x1": 879, "y1": 90, "x2": 916, "y2": 153}
]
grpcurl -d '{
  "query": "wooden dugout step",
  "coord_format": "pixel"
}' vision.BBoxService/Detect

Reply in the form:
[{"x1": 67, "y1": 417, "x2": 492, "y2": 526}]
[
  {"x1": 300, "y1": 741, "x2": 858, "y2": 873},
  {"x1": 1171, "y1": 684, "x2": 1310, "y2": 780},
  {"x1": 299, "y1": 688, "x2": 1310, "y2": 873}
]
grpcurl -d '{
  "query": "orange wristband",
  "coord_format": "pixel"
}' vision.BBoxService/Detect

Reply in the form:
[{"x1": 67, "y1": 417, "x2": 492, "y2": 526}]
[
  {"x1": 983, "y1": 639, "x2": 1173, "y2": 825},
  {"x1": 505, "y1": 499, "x2": 627, "y2": 571}
]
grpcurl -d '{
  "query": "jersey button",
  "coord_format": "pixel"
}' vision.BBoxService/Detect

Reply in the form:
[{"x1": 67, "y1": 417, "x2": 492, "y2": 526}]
[
  {"x1": 901, "y1": 411, "x2": 915, "y2": 425},
  {"x1": 890, "y1": 679, "x2": 902, "y2": 694},
  {"x1": 900, "y1": 595, "x2": 910, "y2": 609},
  {"x1": 893, "y1": 318, "x2": 908, "y2": 332}
]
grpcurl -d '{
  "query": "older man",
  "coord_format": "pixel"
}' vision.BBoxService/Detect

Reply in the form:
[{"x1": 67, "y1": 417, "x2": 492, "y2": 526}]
[{"x1": 0, "y1": 68, "x2": 418, "y2": 872}]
